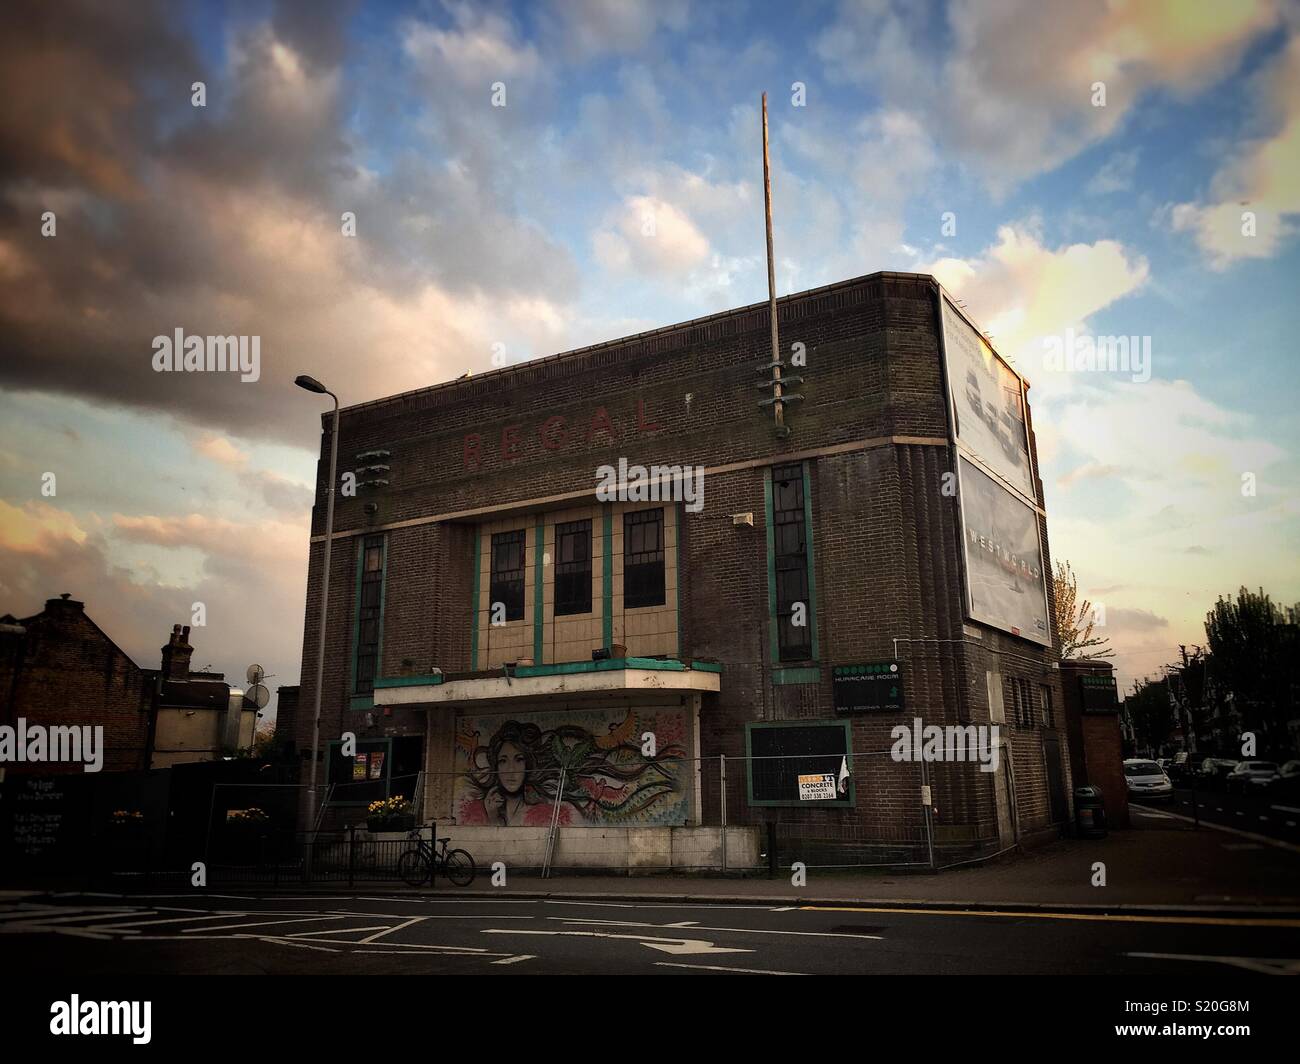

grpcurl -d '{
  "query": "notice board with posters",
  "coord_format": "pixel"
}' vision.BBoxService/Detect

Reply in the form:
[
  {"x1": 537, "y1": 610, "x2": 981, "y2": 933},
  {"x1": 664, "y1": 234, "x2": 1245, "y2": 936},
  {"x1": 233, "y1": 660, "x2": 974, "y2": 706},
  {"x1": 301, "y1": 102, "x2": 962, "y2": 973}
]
[{"x1": 746, "y1": 721, "x2": 853, "y2": 807}]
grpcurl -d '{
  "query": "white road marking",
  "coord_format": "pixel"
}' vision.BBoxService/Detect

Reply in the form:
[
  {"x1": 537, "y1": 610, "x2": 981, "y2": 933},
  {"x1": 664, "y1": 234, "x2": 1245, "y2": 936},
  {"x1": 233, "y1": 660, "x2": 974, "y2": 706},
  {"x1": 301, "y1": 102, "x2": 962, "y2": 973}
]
[
  {"x1": 552, "y1": 917, "x2": 884, "y2": 941},
  {"x1": 490, "y1": 954, "x2": 536, "y2": 965},
  {"x1": 184, "y1": 915, "x2": 346, "y2": 934},
  {"x1": 654, "y1": 962, "x2": 807, "y2": 975},
  {"x1": 358, "y1": 917, "x2": 428, "y2": 943},
  {"x1": 1125, "y1": 952, "x2": 1300, "y2": 975},
  {"x1": 482, "y1": 928, "x2": 753, "y2": 955},
  {"x1": 85, "y1": 913, "x2": 239, "y2": 931}
]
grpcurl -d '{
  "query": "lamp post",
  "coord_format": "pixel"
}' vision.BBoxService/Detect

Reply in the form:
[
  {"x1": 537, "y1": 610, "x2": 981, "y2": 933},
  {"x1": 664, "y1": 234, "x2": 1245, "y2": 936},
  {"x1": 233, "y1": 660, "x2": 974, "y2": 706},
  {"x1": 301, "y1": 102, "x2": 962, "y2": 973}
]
[{"x1": 295, "y1": 374, "x2": 339, "y2": 832}]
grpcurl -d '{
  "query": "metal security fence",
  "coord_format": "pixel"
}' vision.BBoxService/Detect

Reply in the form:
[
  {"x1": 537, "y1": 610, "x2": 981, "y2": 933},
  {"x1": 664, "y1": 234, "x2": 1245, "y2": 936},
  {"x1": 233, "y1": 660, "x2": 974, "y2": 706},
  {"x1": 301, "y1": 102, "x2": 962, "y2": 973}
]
[{"x1": 4, "y1": 746, "x2": 1041, "y2": 888}]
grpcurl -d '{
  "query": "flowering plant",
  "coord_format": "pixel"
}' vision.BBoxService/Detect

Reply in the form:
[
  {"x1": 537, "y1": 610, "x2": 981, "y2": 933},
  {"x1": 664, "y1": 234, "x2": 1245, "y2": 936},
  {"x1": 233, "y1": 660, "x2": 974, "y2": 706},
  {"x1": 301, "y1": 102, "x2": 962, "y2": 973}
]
[{"x1": 366, "y1": 795, "x2": 411, "y2": 823}]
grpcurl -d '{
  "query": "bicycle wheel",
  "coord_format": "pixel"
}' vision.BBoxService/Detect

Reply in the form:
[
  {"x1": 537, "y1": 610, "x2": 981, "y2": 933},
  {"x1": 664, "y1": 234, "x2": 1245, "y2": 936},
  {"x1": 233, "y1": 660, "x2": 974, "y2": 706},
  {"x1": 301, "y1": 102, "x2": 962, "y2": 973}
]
[
  {"x1": 397, "y1": 848, "x2": 431, "y2": 887},
  {"x1": 443, "y1": 848, "x2": 476, "y2": 886}
]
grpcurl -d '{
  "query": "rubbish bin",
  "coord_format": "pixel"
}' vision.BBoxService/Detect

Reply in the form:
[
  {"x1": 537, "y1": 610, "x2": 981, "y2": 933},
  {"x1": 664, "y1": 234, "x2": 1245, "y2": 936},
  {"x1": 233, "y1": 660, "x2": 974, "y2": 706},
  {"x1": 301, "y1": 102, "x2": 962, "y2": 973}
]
[{"x1": 1074, "y1": 785, "x2": 1107, "y2": 838}]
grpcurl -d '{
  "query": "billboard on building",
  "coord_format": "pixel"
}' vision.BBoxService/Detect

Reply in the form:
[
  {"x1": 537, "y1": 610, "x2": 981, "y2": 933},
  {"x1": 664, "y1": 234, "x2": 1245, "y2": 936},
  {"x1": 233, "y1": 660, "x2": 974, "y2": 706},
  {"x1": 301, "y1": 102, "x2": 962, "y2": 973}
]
[
  {"x1": 452, "y1": 706, "x2": 689, "y2": 827},
  {"x1": 958, "y1": 457, "x2": 1051, "y2": 646},
  {"x1": 940, "y1": 294, "x2": 1034, "y2": 501}
]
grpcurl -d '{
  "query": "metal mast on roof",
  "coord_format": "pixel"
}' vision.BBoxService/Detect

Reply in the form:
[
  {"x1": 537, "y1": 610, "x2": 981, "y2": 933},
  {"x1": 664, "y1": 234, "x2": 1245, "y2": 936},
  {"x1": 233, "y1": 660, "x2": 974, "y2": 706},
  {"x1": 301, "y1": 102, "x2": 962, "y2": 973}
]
[{"x1": 761, "y1": 92, "x2": 788, "y2": 437}]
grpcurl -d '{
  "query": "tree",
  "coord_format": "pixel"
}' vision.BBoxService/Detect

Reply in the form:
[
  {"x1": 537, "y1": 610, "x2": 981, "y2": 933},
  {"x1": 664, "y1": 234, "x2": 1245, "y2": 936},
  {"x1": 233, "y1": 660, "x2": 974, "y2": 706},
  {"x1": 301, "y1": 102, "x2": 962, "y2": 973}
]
[
  {"x1": 1204, "y1": 587, "x2": 1296, "y2": 755},
  {"x1": 1052, "y1": 559, "x2": 1113, "y2": 660}
]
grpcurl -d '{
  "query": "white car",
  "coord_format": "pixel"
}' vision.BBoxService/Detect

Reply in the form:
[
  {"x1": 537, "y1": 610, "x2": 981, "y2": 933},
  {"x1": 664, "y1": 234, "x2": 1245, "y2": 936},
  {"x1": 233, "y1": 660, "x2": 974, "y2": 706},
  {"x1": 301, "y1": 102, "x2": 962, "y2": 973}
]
[{"x1": 1124, "y1": 759, "x2": 1174, "y2": 801}]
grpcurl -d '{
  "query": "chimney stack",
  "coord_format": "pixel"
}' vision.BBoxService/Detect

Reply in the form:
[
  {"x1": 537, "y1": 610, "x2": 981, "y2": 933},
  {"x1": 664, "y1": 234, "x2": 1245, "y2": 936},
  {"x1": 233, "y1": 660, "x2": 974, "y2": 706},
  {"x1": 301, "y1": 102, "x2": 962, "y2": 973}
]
[{"x1": 161, "y1": 623, "x2": 194, "y2": 680}]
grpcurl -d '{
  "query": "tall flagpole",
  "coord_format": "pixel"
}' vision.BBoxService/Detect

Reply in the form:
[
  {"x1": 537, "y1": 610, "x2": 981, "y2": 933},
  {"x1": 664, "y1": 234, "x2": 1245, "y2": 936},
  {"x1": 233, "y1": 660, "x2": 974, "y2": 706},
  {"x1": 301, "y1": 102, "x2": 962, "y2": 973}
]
[{"x1": 761, "y1": 92, "x2": 786, "y2": 435}]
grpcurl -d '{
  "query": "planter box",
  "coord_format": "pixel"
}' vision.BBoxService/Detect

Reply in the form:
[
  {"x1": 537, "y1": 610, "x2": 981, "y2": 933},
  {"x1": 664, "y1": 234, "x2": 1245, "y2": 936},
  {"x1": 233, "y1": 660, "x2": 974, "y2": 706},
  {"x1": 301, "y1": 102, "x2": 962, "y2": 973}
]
[{"x1": 367, "y1": 814, "x2": 415, "y2": 833}]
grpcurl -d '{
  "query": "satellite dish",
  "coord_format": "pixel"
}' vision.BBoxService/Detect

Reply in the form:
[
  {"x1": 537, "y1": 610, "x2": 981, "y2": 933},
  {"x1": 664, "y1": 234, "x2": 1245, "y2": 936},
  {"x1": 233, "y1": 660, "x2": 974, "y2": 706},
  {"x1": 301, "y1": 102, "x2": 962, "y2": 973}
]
[
  {"x1": 247, "y1": 683, "x2": 270, "y2": 710},
  {"x1": 246, "y1": 664, "x2": 265, "y2": 685}
]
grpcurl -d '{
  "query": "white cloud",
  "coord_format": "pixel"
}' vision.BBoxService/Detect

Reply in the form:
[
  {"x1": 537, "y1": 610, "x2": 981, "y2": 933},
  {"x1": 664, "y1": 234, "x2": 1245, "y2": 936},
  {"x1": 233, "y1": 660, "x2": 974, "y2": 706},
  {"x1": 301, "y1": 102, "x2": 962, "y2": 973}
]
[
  {"x1": 593, "y1": 194, "x2": 711, "y2": 277},
  {"x1": 816, "y1": 0, "x2": 1283, "y2": 188},
  {"x1": 1171, "y1": 35, "x2": 1300, "y2": 267}
]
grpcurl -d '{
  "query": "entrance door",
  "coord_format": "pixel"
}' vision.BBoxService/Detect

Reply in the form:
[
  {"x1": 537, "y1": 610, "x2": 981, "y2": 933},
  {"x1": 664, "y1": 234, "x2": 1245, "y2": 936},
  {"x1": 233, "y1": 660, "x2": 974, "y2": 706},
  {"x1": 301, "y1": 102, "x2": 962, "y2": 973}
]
[{"x1": 1042, "y1": 732, "x2": 1068, "y2": 824}]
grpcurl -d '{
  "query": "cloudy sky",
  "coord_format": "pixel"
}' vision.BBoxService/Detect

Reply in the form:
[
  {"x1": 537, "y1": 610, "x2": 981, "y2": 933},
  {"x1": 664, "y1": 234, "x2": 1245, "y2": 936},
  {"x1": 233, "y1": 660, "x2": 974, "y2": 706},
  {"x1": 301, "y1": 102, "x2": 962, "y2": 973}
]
[{"x1": 1, "y1": 0, "x2": 1297, "y2": 710}]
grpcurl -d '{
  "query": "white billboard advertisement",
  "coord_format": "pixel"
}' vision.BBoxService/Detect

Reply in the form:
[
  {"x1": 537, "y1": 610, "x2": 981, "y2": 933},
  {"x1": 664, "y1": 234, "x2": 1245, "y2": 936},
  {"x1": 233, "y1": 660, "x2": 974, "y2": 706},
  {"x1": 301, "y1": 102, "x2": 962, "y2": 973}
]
[
  {"x1": 940, "y1": 295, "x2": 1034, "y2": 501},
  {"x1": 958, "y1": 457, "x2": 1051, "y2": 646}
]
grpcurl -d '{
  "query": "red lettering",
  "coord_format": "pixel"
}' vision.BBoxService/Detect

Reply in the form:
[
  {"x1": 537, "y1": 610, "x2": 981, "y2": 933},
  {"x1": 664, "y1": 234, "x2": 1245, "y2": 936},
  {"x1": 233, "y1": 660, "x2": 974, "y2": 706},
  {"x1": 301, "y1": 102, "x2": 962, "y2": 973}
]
[
  {"x1": 501, "y1": 424, "x2": 522, "y2": 461},
  {"x1": 635, "y1": 398, "x2": 660, "y2": 433},
  {"x1": 587, "y1": 406, "x2": 617, "y2": 444},
  {"x1": 539, "y1": 415, "x2": 568, "y2": 450},
  {"x1": 463, "y1": 433, "x2": 482, "y2": 471}
]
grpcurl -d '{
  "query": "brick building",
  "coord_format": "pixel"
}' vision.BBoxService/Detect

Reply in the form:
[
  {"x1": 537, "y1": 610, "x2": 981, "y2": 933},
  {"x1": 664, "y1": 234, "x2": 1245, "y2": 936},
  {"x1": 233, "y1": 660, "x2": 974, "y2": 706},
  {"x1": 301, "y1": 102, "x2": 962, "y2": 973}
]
[
  {"x1": 289, "y1": 271, "x2": 1071, "y2": 868},
  {"x1": 0, "y1": 597, "x2": 257, "y2": 774}
]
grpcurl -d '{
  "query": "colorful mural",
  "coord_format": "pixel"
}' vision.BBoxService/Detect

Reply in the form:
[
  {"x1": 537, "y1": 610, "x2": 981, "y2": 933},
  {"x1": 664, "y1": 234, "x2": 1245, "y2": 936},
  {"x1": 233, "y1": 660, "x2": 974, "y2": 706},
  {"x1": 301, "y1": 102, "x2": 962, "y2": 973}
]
[{"x1": 452, "y1": 706, "x2": 689, "y2": 827}]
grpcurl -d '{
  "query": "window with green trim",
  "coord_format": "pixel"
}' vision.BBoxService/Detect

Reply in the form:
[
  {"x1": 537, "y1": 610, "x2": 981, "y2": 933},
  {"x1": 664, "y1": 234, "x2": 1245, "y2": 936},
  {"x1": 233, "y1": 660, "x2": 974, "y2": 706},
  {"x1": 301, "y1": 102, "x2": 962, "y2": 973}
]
[
  {"x1": 354, "y1": 534, "x2": 385, "y2": 695},
  {"x1": 772, "y1": 464, "x2": 812, "y2": 661}
]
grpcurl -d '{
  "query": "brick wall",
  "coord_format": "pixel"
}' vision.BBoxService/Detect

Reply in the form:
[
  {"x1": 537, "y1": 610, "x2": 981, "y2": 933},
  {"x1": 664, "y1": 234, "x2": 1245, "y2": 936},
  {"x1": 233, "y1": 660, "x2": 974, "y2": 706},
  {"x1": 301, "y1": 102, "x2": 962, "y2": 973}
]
[
  {"x1": 293, "y1": 271, "x2": 1071, "y2": 848},
  {"x1": 0, "y1": 596, "x2": 153, "y2": 774}
]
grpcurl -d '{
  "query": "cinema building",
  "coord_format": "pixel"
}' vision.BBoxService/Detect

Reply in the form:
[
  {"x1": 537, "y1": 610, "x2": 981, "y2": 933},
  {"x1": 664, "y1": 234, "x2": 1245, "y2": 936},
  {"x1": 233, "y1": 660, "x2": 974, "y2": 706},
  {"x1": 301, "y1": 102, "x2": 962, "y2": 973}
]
[{"x1": 288, "y1": 271, "x2": 1071, "y2": 870}]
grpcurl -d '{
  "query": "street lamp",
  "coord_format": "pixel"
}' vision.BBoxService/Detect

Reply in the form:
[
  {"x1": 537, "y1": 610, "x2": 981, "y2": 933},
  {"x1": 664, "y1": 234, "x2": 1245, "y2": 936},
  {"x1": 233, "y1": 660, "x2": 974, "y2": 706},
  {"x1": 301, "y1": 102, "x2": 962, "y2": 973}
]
[{"x1": 295, "y1": 374, "x2": 339, "y2": 831}]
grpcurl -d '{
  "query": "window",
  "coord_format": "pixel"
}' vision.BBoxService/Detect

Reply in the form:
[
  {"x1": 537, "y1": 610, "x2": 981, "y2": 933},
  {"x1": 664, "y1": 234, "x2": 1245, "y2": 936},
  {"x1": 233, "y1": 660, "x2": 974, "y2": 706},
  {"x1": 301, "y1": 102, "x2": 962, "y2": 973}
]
[
  {"x1": 624, "y1": 508, "x2": 665, "y2": 608},
  {"x1": 747, "y1": 721, "x2": 851, "y2": 806},
  {"x1": 772, "y1": 464, "x2": 811, "y2": 661},
  {"x1": 1039, "y1": 684, "x2": 1054, "y2": 729},
  {"x1": 489, "y1": 529, "x2": 527, "y2": 622},
  {"x1": 554, "y1": 519, "x2": 592, "y2": 615},
  {"x1": 1009, "y1": 677, "x2": 1034, "y2": 728},
  {"x1": 354, "y1": 534, "x2": 385, "y2": 695}
]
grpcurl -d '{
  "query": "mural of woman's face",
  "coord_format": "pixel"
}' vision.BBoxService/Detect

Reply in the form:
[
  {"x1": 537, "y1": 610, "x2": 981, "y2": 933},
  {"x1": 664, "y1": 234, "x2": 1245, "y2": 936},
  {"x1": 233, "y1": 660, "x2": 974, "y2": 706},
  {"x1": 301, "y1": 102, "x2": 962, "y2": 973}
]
[{"x1": 496, "y1": 742, "x2": 527, "y2": 795}]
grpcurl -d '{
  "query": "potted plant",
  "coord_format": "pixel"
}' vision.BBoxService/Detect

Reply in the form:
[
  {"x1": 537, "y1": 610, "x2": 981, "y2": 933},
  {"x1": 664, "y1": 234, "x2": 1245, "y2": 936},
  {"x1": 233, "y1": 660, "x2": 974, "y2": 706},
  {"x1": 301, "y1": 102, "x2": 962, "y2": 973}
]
[
  {"x1": 367, "y1": 795, "x2": 414, "y2": 833},
  {"x1": 223, "y1": 807, "x2": 271, "y2": 862}
]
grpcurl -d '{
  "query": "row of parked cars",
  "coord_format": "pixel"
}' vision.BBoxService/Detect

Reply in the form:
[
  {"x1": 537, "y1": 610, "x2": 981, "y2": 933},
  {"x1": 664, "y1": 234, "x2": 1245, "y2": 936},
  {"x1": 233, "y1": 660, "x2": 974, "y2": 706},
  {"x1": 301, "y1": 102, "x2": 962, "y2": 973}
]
[{"x1": 1124, "y1": 754, "x2": 1300, "y2": 802}]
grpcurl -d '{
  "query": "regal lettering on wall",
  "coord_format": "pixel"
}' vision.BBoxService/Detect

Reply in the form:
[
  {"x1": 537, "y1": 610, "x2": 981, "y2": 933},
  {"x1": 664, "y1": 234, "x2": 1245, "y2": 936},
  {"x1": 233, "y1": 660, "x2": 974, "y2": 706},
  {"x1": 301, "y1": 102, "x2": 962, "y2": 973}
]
[{"x1": 463, "y1": 399, "x2": 662, "y2": 472}]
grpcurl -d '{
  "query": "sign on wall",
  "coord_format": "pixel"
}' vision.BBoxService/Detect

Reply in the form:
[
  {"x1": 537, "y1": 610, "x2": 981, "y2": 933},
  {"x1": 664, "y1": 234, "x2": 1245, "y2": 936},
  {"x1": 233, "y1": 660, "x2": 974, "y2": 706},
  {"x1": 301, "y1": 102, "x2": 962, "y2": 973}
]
[
  {"x1": 1079, "y1": 673, "x2": 1119, "y2": 713},
  {"x1": 833, "y1": 662, "x2": 904, "y2": 713},
  {"x1": 797, "y1": 773, "x2": 838, "y2": 801},
  {"x1": 958, "y1": 457, "x2": 1051, "y2": 646},
  {"x1": 940, "y1": 294, "x2": 1034, "y2": 501}
]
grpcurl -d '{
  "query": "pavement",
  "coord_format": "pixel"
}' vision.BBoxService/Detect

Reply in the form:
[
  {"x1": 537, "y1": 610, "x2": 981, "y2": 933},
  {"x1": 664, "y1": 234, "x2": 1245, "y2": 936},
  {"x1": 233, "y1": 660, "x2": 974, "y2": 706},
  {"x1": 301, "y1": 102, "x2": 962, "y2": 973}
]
[{"x1": 7, "y1": 810, "x2": 1299, "y2": 913}]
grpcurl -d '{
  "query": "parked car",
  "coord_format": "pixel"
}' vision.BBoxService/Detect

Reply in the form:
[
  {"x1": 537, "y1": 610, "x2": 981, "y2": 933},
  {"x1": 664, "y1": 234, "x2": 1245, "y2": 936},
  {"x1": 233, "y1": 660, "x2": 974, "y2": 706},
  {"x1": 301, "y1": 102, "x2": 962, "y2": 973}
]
[
  {"x1": 1224, "y1": 760, "x2": 1278, "y2": 795},
  {"x1": 1198, "y1": 758, "x2": 1240, "y2": 788},
  {"x1": 1167, "y1": 751, "x2": 1194, "y2": 783},
  {"x1": 1124, "y1": 759, "x2": 1174, "y2": 802},
  {"x1": 1267, "y1": 760, "x2": 1300, "y2": 800}
]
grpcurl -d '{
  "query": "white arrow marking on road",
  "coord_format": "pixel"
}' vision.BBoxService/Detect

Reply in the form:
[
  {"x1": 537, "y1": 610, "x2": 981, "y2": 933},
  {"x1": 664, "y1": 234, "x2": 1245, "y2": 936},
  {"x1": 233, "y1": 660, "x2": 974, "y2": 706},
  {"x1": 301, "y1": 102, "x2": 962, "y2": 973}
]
[
  {"x1": 482, "y1": 929, "x2": 753, "y2": 955},
  {"x1": 654, "y1": 962, "x2": 807, "y2": 975},
  {"x1": 551, "y1": 917, "x2": 884, "y2": 941},
  {"x1": 1125, "y1": 952, "x2": 1300, "y2": 975}
]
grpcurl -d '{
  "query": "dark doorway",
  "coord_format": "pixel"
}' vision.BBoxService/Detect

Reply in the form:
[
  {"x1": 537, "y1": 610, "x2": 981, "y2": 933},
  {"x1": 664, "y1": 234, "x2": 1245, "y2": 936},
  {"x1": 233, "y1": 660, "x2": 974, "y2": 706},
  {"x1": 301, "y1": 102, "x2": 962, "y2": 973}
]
[{"x1": 1042, "y1": 732, "x2": 1068, "y2": 824}]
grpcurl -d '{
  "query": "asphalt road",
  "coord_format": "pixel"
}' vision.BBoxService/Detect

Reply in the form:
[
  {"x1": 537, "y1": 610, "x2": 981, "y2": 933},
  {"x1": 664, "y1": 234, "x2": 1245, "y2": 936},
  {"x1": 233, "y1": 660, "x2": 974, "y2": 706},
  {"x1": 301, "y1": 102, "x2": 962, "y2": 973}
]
[
  {"x1": 1136, "y1": 787, "x2": 1300, "y2": 845},
  {"x1": 3, "y1": 892, "x2": 1298, "y2": 975}
]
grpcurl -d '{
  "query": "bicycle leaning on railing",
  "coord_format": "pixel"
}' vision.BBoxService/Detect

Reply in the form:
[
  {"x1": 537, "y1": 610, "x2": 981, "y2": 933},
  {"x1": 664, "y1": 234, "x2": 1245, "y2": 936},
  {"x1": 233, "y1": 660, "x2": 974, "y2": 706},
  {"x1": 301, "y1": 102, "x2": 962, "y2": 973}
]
[{"x1": 397, "y1": 824, "x2": 476, "y2": 886}]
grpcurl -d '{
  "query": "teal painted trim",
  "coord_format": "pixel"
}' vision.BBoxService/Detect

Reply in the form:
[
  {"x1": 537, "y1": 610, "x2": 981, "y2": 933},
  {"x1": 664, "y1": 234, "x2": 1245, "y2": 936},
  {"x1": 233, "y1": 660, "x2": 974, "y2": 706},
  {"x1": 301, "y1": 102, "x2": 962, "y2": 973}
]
[
  {"x1": 533, "y1": 514, "x2": 545, "y2": 665},
  {"x1": 348, "y1": 539, "x2": 364, "y2": 695},
  {"x1": 674, "y1": 503, "x2": 683, "y2": 658},
  {"x1": 374, "y1": 674, "x2": 445, "y2": 689},
  {"x1": 690, "y1": 661, "x2": 723, "y2": 673},
  {"x1": 349, "y1": 534, "x2": 387, "y2": 696},
  {"x1": 744, "y1": 718, "x2": 855, "y2": 808},
  {"x1": 773, "y1": 666, "x2": 821, "y2": 685},
  {"x1": 802, "y1": 461, "x2": 820, "y2": 662},
  {"x1": 763, "y1": 468, "x2": 778, "y2": 665},
  {"x1": 602, "y1": 506, "x2": 613, "y2": 649},
  {"x1": 513, "y1": 657, "x2": 687, "y2": 679},
  {"x1": 348, "y1": 695, "x2": 374, "y2": 711},
  {"x1": 470, "y1": 529, "x2": 481, "y2": 672}
]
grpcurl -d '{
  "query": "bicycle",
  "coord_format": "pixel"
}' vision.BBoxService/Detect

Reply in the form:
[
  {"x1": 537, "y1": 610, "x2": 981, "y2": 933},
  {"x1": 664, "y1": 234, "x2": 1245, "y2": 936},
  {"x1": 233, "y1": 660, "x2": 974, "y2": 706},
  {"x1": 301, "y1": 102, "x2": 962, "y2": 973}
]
[{"x1": 397, "y1": 824, "x2": 475, "y2": 886}]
